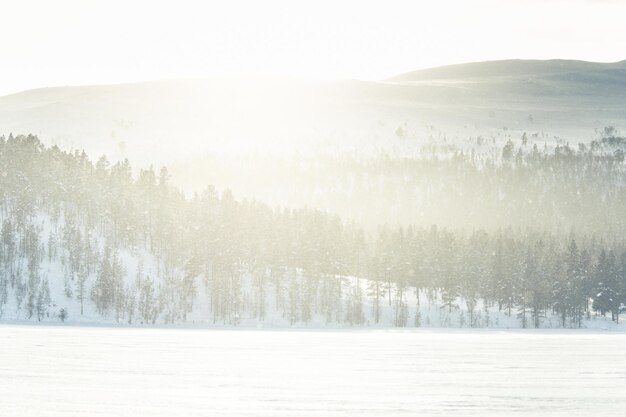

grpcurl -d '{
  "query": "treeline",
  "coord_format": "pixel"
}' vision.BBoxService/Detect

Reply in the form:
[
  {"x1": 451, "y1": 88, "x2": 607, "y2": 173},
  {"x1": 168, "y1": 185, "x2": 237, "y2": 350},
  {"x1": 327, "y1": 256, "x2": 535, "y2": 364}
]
[
  {"x1": 170, "y1": 130, "x2": 626, "y2": 233},
  {"x1": 1, "y1": 134, "x2": 626, "y2": 327}
]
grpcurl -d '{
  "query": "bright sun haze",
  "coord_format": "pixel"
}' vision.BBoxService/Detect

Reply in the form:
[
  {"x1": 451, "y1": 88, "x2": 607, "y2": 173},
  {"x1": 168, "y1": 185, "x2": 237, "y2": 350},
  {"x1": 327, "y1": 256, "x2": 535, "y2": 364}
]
[
  {"x1": 1, "y1": 0, "x2": 626, "y2": 95},
  {"x1": 3, "y1": 2, "x2": 626, "y2": 416}
]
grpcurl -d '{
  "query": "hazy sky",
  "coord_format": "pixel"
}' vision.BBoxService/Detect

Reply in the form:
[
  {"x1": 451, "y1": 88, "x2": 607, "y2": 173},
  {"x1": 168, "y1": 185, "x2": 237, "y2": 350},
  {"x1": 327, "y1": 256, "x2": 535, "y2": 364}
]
[{"x1": 1, "y1": 0, "x2": 625, "y2": 95}]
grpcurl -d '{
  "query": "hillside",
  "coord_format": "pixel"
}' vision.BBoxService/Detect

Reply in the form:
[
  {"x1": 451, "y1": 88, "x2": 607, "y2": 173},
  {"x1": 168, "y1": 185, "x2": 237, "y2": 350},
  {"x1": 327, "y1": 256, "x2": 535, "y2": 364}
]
[
  {"x1": 2, "y1": 134, "x2": 626, "y2": 329},
  {"x1": 389, "y1": 59, "x2": 626, "y2": 82},
  {"x1": 0, "y1": 60, "x2": 625, "y2": 169},
  {"x1": 2, "y1": 59, "x2": 626, "y2": 230}
]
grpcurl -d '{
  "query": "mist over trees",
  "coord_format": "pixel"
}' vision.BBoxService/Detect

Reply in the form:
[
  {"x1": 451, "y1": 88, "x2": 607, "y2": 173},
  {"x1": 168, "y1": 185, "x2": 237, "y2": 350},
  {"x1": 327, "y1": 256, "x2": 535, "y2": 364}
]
[
  {"x1": 2, "y1": 133, "x2": 626, "y2": 327},
  {"x1": 170, "y1": 130, "x2": 626, "y2": 234}
]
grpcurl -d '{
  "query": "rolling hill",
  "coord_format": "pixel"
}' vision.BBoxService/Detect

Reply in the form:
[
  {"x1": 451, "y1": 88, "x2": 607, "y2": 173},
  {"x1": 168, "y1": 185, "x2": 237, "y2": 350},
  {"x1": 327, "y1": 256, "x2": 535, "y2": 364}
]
[{"x1": 0, "y1": 59, "x2": 624, "y2": 166}]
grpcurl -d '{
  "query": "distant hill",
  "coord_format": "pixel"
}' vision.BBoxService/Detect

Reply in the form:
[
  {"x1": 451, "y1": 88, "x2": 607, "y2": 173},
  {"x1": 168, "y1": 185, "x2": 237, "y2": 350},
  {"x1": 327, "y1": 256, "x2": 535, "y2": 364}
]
[
  {"x1": 389, "y1": 59, "x2": 626, "y2": 82},
  {"x1": 0, "y1": 59, "x2": 625, "y2": 167}
]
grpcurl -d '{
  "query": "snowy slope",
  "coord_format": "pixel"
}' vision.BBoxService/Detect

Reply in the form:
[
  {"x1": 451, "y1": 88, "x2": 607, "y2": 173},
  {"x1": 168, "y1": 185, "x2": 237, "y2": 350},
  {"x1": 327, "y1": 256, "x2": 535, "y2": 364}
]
[{"x1": 1, "y1": 212, "x2": 622, "y2": 330}]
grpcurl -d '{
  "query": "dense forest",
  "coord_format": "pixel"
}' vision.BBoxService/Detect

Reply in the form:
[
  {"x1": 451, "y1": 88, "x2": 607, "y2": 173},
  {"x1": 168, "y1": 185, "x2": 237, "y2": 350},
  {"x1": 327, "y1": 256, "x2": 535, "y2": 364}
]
[
  {"x1": 2, "y1": 133, "x2": 626, "y2": 327},
  {"x1": 170, "y1": 129, "x2": 626, "y2": 233}
]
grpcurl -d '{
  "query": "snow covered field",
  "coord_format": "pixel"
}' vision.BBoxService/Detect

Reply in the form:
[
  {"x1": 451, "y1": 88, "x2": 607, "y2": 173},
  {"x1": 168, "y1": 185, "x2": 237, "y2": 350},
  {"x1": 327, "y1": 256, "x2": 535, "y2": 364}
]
[{"x1": 1, "y1": 325, "x2": 626, "y2": 416}]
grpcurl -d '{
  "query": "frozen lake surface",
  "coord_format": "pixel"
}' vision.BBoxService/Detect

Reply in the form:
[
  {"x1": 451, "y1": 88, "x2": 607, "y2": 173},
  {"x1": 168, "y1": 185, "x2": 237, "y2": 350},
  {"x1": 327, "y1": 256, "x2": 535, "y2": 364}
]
[{"x1": 1, "y1": 325, "x2": 626, "y2": 416}]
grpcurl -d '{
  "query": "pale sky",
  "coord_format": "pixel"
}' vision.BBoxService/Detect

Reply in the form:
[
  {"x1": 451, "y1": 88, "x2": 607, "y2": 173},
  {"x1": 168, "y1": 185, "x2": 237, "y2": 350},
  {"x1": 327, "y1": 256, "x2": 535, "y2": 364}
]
[{"x1": 1, "y1": 0, "x2": 625, "y2": 96}]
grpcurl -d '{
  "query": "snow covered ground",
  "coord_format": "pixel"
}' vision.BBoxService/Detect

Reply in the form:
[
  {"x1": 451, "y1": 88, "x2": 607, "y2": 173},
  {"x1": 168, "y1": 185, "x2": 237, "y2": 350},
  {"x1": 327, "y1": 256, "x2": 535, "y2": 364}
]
[{"x1": 1, "y1": 324, "x2": 626, "y2": 416}]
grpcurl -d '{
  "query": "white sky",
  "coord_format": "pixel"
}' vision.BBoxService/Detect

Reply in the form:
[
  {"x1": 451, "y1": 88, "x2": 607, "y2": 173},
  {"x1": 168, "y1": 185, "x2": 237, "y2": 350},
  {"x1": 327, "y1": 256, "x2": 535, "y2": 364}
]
[{"x1": 1, "y1": 0, "x2": 625, "y2": 95}]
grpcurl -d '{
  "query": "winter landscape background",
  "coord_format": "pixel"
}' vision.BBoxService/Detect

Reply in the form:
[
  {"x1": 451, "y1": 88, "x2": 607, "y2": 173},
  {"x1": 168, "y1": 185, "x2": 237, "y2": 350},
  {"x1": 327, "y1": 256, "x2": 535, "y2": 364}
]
[
  {"x1": 2, "y1": 60, "x2": 626, "y2": 330},
  {"x1": 3, "y1": 1, "x2": 626, "y2": 415}
]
